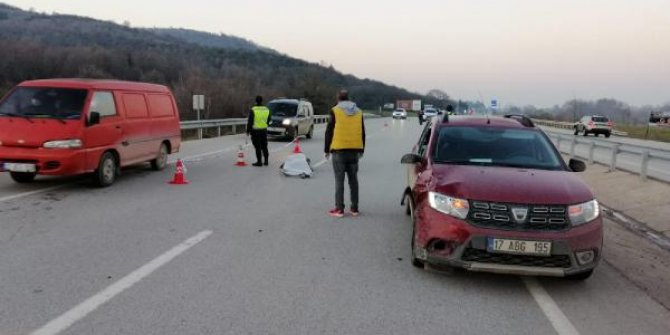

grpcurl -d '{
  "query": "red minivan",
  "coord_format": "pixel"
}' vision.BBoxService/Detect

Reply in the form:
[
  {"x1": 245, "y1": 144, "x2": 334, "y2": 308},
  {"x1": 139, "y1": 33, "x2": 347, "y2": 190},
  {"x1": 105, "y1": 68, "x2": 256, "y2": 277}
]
[{"x1": 0, "y1": 79, "x2": 181, "y2": 186}]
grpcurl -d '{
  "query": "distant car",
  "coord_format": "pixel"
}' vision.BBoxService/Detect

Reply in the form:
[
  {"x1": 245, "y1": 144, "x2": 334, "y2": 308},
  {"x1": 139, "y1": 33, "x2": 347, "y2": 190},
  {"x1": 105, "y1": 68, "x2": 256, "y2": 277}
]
[
  {"x1": 422, "y1": 108, "x2": 438, "y2": 120},
  {"x1": 401, "y1": 114, "x2": 602, "y2": 280},
  {"x1": 266, "y1": 99, "x2": 315, "y2": 139},
  {"x1": 574, "y1": 115, "x2": 613, "y2": 138},
  {"x1": 0, "y1": 79, "x2": 182, "y2": 187},
  {"x1": 392, "y1": 108, "x2": 407, "y2": 119}
]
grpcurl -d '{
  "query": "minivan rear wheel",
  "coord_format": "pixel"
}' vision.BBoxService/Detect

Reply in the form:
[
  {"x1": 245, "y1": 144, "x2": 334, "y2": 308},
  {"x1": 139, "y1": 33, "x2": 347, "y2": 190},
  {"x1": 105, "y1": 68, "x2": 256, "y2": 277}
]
[
  {"x1": 94, "y1": 152, "x2": 117, "y2": 187},
  {"x1": 151, "y1": 143, "x2": 169, "y2": 171},
  {"x1": 10, "y1": 172, "x2": 36, "y2": 183}
]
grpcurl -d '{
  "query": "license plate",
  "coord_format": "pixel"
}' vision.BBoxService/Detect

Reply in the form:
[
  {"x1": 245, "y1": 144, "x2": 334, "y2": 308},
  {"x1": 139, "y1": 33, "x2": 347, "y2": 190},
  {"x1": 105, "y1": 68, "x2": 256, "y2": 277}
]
[
  {"x1": 487, "y1": 238, "x2": 552, "y2": 256},
  {"x1": 3, "y1": 163, "x2": 36, "y2": 173},
  {"x1": 267, "y1": 127, "x2": 284, "y2": 132}
]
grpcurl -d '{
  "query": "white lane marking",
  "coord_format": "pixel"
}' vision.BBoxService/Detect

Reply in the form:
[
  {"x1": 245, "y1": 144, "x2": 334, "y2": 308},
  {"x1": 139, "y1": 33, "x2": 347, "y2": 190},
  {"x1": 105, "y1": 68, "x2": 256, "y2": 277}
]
[
  {"x1": 30, "y1": 230, "x2": 213, "y2": 335},
  {"x1": 0, "y1": 184, "x2": 73, "y2": 203},
  {"x1": 313, "y1": 158, "x2": 329, "y2": 168},
  {"x1": 522, "y1": 277, "x2": 580, "y2": 335}
]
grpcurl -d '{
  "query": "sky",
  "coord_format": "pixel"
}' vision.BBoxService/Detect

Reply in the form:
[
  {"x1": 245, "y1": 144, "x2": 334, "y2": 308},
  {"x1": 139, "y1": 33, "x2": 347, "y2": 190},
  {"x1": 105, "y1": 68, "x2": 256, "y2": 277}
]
[{"x1": 4, "y1": 0, "x2": 670, "y2": 107}]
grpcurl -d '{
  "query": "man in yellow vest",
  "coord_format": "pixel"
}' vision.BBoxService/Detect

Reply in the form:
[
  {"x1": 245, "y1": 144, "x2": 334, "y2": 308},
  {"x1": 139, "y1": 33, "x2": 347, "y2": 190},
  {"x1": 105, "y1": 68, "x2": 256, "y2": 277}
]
[
  {"x1": 246, "y1": 95, "x2": 271, "y2": 167},
  {"x1": 324, "y1": 90, "x2": 366, "y2": 218}
]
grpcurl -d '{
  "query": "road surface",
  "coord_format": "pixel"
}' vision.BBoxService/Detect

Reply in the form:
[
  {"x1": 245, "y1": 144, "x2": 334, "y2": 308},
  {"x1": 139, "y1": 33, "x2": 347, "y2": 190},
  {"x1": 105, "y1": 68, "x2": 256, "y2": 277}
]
[{"x1": 1, "y1": 118, "x2": 669, "y2": 335}]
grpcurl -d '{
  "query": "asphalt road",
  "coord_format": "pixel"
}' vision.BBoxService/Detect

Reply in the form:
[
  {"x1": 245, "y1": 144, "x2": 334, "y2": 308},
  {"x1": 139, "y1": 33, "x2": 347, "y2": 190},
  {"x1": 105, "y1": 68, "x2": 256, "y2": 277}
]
[
  {"x1": 540, "y1": 127, "x2": 670, "y2": 182},
  {"x1": 1, "y1": 118, "x2": 669, "y2": 335}
]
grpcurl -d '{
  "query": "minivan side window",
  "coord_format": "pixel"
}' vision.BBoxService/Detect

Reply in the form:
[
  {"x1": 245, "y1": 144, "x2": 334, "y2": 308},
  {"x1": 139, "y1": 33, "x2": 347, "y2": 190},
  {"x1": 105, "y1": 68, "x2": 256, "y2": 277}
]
[{"x1": 90, "y1": 92, "x2": 117, "y2": 118}]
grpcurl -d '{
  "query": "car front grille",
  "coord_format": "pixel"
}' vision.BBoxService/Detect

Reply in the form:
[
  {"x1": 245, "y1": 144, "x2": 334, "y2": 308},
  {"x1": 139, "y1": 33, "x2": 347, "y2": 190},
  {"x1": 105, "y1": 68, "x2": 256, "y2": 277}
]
[
  {"x1": 461, "y1": 248, "x2": 571, "y2": 268},
  {"x1": 468, "y1": 201, "x2": 570, "y2": 231}
]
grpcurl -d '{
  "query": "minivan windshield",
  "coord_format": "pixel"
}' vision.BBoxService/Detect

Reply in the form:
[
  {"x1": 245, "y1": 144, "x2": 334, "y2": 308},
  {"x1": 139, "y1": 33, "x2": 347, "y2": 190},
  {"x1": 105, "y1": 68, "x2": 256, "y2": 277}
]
[
  {"x1": 432, "y1": 126, "x2": 563, "y2": 170},
  {"x1": 269, "y1": 102, "x2": 298, "y2": 117},
  {"x1": 0, "y1": 87, "x2": 88, "y2": 120}
]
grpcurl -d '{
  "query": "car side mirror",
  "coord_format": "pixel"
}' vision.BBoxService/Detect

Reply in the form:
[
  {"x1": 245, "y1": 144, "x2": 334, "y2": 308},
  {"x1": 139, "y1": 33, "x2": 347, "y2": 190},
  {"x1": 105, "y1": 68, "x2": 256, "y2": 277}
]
[
  {"x1": 88, "y1": 111, "x2": 100, "y2": 126},
  {"x1": 401, "y1": 153, "x2": 424, "y2": 164},
  {"x1": 569, "y1": 158, "x2": 586, "y2": 172}
]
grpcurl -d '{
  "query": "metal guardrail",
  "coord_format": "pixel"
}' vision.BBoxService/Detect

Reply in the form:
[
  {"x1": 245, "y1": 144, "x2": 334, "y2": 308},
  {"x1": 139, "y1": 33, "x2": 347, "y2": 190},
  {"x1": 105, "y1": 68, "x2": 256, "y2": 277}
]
[
  {"x1": 532, "y1": 118, "x2": 629, "y2": 136},
  {"x1": 546, "y1": 132, "x2": 670, "y2": 182},
  {"x1": 179, "y1": 115, "x2": 332, "y2": 139}
]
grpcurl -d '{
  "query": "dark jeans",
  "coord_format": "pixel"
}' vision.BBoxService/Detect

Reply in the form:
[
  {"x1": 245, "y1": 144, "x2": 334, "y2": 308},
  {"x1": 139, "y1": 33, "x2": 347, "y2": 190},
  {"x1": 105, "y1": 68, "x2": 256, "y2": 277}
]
[
  {"x1": 332, "y1": 151, "x2": 360, "y2": 211},
  {"x1": 250, "y1": 129, "x2": 269, "y2": 164}
]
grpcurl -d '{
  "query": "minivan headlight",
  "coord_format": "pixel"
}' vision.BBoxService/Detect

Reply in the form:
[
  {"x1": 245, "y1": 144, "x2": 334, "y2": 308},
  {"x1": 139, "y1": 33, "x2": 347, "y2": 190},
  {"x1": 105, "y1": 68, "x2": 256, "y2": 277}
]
[
  {"x1": 568, "y1": 199, "x2": 599, "y2": 226},
  {"x1": 43, "y1": 139, "x2": 83, "y2": 149},
  {"x1": 282, "y1": 118, "x2": 292, "y2": 126},
  {"x1": 428, "y1": 192, "x2": 469, "y2": 219}
]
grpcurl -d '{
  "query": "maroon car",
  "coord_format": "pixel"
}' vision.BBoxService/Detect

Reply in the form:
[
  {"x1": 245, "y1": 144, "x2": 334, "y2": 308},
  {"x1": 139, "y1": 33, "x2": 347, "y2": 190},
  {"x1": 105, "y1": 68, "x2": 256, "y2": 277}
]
[{"x1": 401, "y1": 115, "x2": 602, "y2": 280}]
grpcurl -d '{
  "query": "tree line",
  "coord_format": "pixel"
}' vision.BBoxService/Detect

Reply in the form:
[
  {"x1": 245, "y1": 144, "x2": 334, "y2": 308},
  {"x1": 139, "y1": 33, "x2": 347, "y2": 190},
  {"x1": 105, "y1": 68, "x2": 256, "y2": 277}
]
[{"x1": 0, "y1": 4, "x2": 444, "y2": 120}]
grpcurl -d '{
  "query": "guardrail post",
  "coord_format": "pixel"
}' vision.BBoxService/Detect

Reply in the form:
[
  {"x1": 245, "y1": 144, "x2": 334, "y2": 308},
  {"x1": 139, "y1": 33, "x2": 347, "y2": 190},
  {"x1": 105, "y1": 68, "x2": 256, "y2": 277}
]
[
  {"x1": 588, "y1": 141, "x2": 595, "y2": 164},
  {"x1": 218, "y1": 126, "x2": 221, "y2": 137},
  {"x1": 198, "y1": 127, "x2": 203, "y2": 140},
  {"x1": 570, "y1": 137, "x2": 576, "y2": 157},
  {"x1": 609, "y1": 144, "x2": 620, "y2": 172},
  {"x1": 640, "y1": 150, "x2": 650, "y2": 181},
  {"x1": 232, "y1": 124, "x2": 236, "y2": 135}
]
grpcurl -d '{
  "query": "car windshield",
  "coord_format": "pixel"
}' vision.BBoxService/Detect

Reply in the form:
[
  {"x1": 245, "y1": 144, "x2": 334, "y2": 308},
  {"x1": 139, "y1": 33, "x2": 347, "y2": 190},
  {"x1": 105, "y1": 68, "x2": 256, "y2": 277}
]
[
  {"x1": 0, "y1": 87, "x2": 87, "y2": 120},
  {"x1": 432, "y1": 126, "x2": 563, "y2": 170},
  {"x1": 269, "y1": 102, "x2": 298, "y2": 117}
]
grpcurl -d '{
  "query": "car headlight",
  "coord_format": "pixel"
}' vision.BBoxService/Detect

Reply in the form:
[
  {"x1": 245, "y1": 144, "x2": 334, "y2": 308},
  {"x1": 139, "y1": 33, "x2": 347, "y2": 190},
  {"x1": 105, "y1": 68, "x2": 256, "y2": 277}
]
[
  {"x1": 568, "y1": 199, "x2": 600, "y2": 226},
  {"x1": 282, "y1": 119, "x2": 292, "y2": 126},
  {"x1": 43, "y1": 139, "x2": 83, "y2": 149},
  {"x1": 428, "y1": 192, "x2": 469, "y2": 219}
]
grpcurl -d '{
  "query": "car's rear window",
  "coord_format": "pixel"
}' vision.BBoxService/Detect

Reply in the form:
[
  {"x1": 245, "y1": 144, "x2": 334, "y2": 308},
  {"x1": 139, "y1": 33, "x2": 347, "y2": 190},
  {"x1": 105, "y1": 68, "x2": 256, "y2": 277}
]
[
  {"x1": 432, "y1": 126, "x2": 564, "y2": 170},
  {"x1": 0, "y1": 87, "x2": 88, "y2": 120},
  {"x1": 592, "y1": 116, "x2": 609, "y2": 122}
]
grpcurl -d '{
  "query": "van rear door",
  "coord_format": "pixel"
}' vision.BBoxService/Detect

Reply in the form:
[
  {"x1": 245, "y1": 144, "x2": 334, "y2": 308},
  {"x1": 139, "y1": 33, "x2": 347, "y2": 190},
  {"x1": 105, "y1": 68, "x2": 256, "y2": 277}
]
[{"x1": 147, "y1": 93, "x2": 179, "y2": 155}]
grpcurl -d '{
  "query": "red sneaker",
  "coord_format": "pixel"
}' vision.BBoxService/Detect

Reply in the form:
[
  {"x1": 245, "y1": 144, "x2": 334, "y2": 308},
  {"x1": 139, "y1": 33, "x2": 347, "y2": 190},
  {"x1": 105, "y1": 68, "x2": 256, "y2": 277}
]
[{"x1": 328, "y1": 208, "x2": 345, "y2": 218}]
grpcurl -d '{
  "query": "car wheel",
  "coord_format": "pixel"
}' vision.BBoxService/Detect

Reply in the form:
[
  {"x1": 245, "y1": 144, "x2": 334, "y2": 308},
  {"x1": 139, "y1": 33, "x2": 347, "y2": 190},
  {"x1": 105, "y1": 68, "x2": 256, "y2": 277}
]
[
  {"x1": 151, "y1": 143, "x2": 169, "y2": 171},
  {"x1": 10, "y1": 172, "x2": 36, "y2": 183},
  {"x1": 605, "y1": 132, "x2": 611, "y2": 138},
  {"x1": 94, "y1": 152, "x2": 117, "y2": 187},
  {"x1": 566, "y1": 269, "x2": 593, "y2": 280},
  {"x1": 573, "y1": 127, "x2": 579, "y2": 135},
  {"x1": 594, "y1": 133, "x2": 599, "y2": 137},
  {"x1": 306, "y1": 126, "x2": 314, "y2": 139},
  {"x1": 409, "y1": 199, "x2": 426, "y2": 269},
  {"x1": 583, "y1": 129, "x2": 589, "y2": 136}
]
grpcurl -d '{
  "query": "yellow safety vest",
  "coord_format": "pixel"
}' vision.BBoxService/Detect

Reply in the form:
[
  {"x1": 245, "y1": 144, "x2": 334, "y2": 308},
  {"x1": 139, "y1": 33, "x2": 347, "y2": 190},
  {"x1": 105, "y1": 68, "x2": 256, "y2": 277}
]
[
  {"x1": 330, "y1": 107, "x2": 364, "y2": 150},
  {"x1": 252, "y1": 106, "x2": 270, "y2": 129}
]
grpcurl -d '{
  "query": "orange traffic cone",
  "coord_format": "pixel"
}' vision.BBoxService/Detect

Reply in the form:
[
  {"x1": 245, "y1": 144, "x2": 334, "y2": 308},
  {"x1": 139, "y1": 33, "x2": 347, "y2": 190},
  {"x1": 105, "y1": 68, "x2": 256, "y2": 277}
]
[
  {"x1": 235, "y1": 144, "x2": 248, "y2": 166},
  {"x1": 169, "y1": 159, "x2": 190, "y2": 185},
  {"x1": 292, "y1": 138, "x2": 303, "y2": 154}
]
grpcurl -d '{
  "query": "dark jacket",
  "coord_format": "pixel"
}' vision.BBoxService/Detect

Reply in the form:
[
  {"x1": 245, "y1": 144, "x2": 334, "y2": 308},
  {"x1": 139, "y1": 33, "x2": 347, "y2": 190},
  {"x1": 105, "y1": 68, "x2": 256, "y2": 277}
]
[{"x1": 324, "y1": 101, "x2": 366, "y2": 153}]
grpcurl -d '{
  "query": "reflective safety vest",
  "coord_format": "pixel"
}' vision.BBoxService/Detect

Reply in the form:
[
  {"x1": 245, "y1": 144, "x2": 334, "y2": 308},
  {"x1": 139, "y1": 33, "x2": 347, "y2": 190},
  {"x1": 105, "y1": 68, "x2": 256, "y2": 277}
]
[
  {"x1": 252, "y1": 106, "x2": 270, "y2": 129},
  {"x1": 330, "y1": 107, "x2": 364, "y2": 150}
]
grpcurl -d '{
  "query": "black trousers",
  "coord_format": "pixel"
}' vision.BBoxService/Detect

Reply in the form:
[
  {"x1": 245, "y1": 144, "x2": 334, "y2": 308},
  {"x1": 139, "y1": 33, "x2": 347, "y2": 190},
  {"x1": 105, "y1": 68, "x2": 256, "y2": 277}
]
[
  {"x1": 250, "y1": 129, "x2": 269, "y2": 163},
  {"x1": 332, "y1": 151, "x2": 360, "y2": 211}
]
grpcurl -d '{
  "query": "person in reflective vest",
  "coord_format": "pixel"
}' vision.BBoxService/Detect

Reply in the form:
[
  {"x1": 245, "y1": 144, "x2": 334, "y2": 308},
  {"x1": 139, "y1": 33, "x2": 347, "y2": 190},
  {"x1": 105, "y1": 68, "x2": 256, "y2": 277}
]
[
  {"x1": 246, "y1": 95, "x2": 271, "y2": 166},
  {"x1": 324, "y1": 89, "x2": 366, "y2": 218}
]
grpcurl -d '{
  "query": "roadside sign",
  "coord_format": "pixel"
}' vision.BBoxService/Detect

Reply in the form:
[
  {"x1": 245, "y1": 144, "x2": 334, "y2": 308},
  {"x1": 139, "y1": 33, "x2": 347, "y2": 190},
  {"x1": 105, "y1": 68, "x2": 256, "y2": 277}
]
[
  {"x1": 491, "y1": 98, "x2": 498, "y2": 110},
  {"x1": 192, "y1": 95, "x2": 205, "y2": 110}
]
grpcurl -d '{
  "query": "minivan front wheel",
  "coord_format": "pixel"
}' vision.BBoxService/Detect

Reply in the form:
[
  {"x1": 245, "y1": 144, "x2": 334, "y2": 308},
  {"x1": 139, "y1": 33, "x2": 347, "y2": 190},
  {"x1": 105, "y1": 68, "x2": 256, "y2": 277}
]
[
  {"x1": 409, "y1": 199, "x2": 426, "y2": 269},
  {"x1": 10, "y1": 172, "x2": 36, "y2": 183},
  {"x1": 94, "y1": 152, "x2": 117, "y2": 187},
  {"x1": 306, "y1": 126, "x2": 314, "y2": 139},
  {"x1": 151, "y1": 143, "x2": 169, "y2": 171}
]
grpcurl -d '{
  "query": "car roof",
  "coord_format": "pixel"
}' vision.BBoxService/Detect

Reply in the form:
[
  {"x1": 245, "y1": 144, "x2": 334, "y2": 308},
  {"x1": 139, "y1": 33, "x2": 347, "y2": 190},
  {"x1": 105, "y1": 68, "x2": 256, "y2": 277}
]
[
  {"x1": 433, "y1": 115, "x2": 536, "y2": 130},
  {"x1": 269, "y1": 98, "x2": 311, "y2": 105},
  {"x1": 18, "y1": 78, "x2": 171, "y2": 93}
]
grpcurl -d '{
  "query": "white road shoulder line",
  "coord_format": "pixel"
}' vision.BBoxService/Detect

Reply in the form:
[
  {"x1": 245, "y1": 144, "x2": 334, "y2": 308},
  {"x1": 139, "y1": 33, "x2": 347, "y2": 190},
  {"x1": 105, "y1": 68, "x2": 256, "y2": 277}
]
[
  {"x1": 522, "y1": 277, "x2": 580, "y2": 335},
  {"x1": 30, "y1": 230, "x2": 213, "y2": 335},
  {"x1": 0, "y1": 184, "x2": 73, "y2": 203}
]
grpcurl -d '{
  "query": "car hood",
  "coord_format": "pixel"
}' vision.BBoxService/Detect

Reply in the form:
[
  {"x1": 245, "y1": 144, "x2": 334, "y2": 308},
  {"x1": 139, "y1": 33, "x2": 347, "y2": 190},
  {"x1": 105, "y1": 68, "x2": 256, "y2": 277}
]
[
  {"x1": 0, "y1": 117, "x2": 81, "y2": 148},
  {"x1": 430, "y1": 164, "x2": 594, "y2": 205}
]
